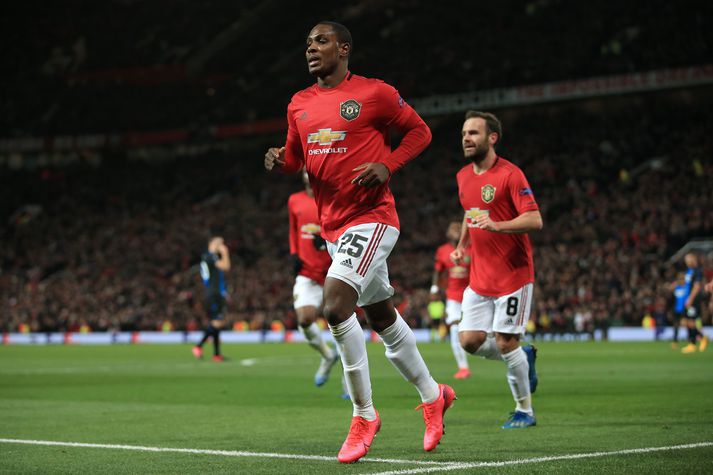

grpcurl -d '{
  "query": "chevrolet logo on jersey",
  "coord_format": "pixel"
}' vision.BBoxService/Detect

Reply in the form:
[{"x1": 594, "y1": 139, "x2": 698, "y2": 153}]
[
  {"x1": 300, "y1": 223, "x2": 321, "y2": 236},
  {"x1": 307, "y1": 129, "x2": 347, "y2": 145},
  {"x1": 450, "y1": 265, "x2": 468, "y2": 278},
  {"x1": 301, "y1": 223, "x2": 320, "y2": 234}
]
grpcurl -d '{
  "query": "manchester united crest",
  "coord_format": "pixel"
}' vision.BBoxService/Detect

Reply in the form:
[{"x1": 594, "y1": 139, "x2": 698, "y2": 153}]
[
  {"x1": 481, "y1": 184, "x2": 496, "y2": 203},
  {"x1": 340, "y1": 99, "x2": 361, "y2": 121}
]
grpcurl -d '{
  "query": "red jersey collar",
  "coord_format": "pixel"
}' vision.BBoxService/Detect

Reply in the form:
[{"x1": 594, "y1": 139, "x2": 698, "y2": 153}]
[
  {"x1": 471, "y1": 155, "x2": 501, "y2": 176},
  {"x1": 315, "y1": 71, "x2": 353, "y2": 92}
]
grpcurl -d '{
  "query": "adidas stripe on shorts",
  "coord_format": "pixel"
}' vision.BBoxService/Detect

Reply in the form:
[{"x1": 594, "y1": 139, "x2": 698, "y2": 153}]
[
  {"x1": 459, "y1": 283, "x2": 533, "y2": 335},
  {"x1": 293, "y1": 275, "x2": 324, "y2": 310},
  {"x1": 326, "y1": 222, "x2": 399, "y2": 307}
]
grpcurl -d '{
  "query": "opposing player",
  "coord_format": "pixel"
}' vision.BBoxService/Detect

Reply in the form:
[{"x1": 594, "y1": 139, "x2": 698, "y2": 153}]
[
  {"x1": 669, "y1": 272, "x2": 687, "y2": 349},
  {"x1": 264, "y1": 21, "x2": 455, "y2": 463},
  {"x1": 193, "y1": 235, "x2": 231, "y2": 362},
  {"x1": 451, "y1": 111, "x2": 540, "y2": 429},
  {"x1": 680, "y1": 253, "x2": 708, "y2": 353},
  {"x1": 431, "y1": 221, "x2": 471, "y2": 379},
  {"x1": 289, "y1": 169, "x2": 340, "y2": 385}
]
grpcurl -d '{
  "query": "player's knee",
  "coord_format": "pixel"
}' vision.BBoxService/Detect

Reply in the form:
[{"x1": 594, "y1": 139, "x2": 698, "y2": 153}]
[
  {"x1": 461, "y1": 340, "x2": 481, "y2": 354},
  {"x1": 495, "y1": 332, "x2": 520, "y2": 354},
  {"x1": 298, "y1": 318, "x2": 315, "y2": 328},
  {"x1": 460, "y1": 332, "x2": 485, "y2": 354},
  {"x1": 363, "y1": 300, "x2": 397, "y2": 333},
  {"x1": 322, "y1": 279, "x2": 358, "y2": 325},
  {"x1": 296, "y1": 306, "x2": 318, "y2": 327},
  {"x1": 322, "y1": 300, "x2": 352, "y2": 326}
]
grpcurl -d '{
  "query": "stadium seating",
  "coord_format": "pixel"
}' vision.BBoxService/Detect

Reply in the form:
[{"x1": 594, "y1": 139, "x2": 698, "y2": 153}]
[
  {"x1": 1, "y1": 2, "x2": 712, "y2": 335},
  {"x1": 2, "y1": 90, "x2": 711, "y2": 334},
  {"x1": 3, "y1": 1, "x2": 712, "y2": 134}
]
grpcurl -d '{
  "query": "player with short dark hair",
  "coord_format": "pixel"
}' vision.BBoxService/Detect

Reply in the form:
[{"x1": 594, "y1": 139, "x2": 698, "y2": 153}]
[
  {"x1": 451, "y1": 110, "x2": 541, "y2": 429},
  {"x1": 264, "y1": 21, "x2": 455, "y2": 464},
  {"x1": 193, "y1": 235, "x2": 230, "y2": 362},
  {"x1": 464, "y1": 110, "x2": 502, "y2": 140},
  {"x1": 289, "y1": 169, "x2": 340, "y2": 386}
]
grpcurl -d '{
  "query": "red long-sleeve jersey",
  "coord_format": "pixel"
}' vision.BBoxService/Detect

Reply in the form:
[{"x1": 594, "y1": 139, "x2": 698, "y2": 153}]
[
  {"x1": 434, "y1": 242, "x2": 470, "y2": 303},
  {"x1": 281, "y1": 73, "x2": 431, "y2": 242},
  {"x1": 288, "y1": 190, "x2": 331, "y2": 285}
]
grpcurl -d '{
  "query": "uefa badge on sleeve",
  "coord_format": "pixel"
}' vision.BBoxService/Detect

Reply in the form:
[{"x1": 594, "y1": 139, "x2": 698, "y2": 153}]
[{"x1": 340, "y1": 99, "x2": 361, "y2": 121}]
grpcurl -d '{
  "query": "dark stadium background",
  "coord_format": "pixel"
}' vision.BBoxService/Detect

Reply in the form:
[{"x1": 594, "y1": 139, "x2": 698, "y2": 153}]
[{"x1": 2, "y1": 0, "x2": 712, "y2": 338}]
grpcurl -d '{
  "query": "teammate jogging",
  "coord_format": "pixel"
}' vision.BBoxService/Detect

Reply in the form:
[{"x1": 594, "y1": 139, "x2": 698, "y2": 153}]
[
  {"x1": 431, "y1": 221, "x2": 471, "y2": 379},
  {"x1": 288, "y1": 169, "x2": 340, "y2": 385},
  {"x1": 451, "y1": 110, "x2": 540, "y2": 429}
]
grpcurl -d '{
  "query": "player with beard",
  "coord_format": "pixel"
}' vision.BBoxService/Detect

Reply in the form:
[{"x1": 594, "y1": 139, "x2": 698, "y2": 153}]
[
  {"x1": 264, "y1": 21, "x2": 455, "y2": 463},
  {"x1": 451, "y1": 111, "x2": 541, "y2": 429}
]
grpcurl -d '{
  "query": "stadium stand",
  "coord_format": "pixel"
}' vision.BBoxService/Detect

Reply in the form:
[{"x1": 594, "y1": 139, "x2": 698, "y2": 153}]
[
  {"x1": 2, "y1": 90, "x2": 711, "y2": 333},
  {"x1": 1, "y1": 2, "x2": 712, "y2": 336},
  {"x1": 2, "y1": 0, "x2": 712, "y2": 134}
]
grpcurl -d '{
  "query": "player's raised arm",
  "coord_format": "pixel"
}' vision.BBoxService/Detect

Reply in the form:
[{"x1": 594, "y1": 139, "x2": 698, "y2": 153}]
[
  {"x1": 351, "y1": 84, "x2": 431, "y2": 188},
  {"x1": 379, "y1": 84, "x2": 432, "y2": 175},
  {"x1": 474, "y1": 167, "x2": 543, "y2": 234},
  {"x1": 475, "y1": 209, "x2": 543, "y2": 234}
]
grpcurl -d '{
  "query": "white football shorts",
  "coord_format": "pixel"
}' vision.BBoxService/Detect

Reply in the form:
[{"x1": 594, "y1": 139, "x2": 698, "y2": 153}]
[
  {"x1": 326, "y1": 222, "x2": 399, "y2": 307},
  {"x1": 459, "y1": 283, "x2": 533, "y2": 335},
  {"x1": 293, "y1": 275, "x2": 324, "y2": 310},
  {"x1": 445, "y1": 299, "x2": 463, "y2": 325}
]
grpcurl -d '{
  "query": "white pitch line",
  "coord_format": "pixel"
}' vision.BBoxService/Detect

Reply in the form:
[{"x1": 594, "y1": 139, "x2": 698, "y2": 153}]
[
  {"x1": 0, "y1": 438, "x2": 450, "y2": 466},
  {"x1": 365, "y1": 441, "x2": 713, "y2": 475}
]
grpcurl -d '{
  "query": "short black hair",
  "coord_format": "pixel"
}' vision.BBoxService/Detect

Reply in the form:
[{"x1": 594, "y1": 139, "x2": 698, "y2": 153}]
[
  {"x1": 207, "y1": 227, "x2": 222, "y2": 241},
  {"x1": 317, "y1": 20, "x2": 353, "y2": 53},
  {"x1": 464, "y1": 110, "x2": 503, "y2": 143}
]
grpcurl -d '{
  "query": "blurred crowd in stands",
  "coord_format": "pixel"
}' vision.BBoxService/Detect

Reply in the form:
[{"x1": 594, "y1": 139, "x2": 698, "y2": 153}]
[
  {"x1": 3, "y1": 0, "x2": 712, "y2": 135},
  {"x1": 2, "y1": 91, "x2": 712, "y2": 334},
  {"x1": 2, "y1": 1, "x2": 713, "y2": 336}
]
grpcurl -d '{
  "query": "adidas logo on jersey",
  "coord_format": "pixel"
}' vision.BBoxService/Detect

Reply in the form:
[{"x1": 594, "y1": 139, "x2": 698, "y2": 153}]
[{"x1": 340, "y1": 258, "x2": 353, "y2": 269}]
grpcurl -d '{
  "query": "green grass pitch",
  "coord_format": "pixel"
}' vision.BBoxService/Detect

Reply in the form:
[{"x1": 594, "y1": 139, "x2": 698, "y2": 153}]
[{"x1": 1, "y1": 341, "x2": 712, "y2": 473}]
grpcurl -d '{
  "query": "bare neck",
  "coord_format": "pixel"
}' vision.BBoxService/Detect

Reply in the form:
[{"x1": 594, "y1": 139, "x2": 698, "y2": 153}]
[
  {"x1": 472, "y1": 150, "x2": 498, "y2": 175},
  {"x1": 317, "y1": 65, "x2": 348, "y2": 88}
]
